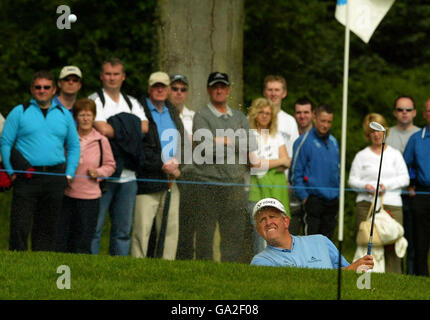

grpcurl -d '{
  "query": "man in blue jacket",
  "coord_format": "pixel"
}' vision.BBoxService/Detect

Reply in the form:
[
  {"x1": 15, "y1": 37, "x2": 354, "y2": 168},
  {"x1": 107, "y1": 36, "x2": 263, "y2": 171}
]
[
  {"x1": 289, "y1": 104, "x2": 340, "y2": 240},
  {"x1": 403, "y1": 99, "x2": 430, "y2": 276},
  {"x1": 0, "y1": 70, "x2": 80, "y2": 252}
]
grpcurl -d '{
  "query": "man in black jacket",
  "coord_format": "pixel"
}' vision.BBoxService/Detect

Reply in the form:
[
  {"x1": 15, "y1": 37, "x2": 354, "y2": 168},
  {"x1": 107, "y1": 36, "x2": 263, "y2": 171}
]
[{"x1": 131, "y1": 71, "x2": 185, "y2": 260}]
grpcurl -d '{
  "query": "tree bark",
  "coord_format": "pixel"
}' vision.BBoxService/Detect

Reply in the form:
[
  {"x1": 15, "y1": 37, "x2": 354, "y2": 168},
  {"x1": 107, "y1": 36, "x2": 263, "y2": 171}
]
[
  {"x1": 157, "y1": 0, "x2": 244, "y2": 111},
  {"x1": 157, "y1": 1, "x2": 249, "y2": 263}
]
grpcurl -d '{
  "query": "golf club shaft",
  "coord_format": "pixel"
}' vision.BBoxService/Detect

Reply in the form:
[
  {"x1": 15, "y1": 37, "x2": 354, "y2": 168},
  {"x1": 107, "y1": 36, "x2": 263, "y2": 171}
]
[{"x1": 367, "y1": 140, "x2": 385, "y2": 255}]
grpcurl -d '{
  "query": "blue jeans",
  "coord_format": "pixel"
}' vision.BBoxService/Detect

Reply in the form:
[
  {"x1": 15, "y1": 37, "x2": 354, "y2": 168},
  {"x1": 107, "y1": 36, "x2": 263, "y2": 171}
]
[
  {"x1": 91, "y1": 180, "x2": 137, "y2": 256},
  {"x1": 249, "y1": 201, "x2": 266, "y2": 255}
]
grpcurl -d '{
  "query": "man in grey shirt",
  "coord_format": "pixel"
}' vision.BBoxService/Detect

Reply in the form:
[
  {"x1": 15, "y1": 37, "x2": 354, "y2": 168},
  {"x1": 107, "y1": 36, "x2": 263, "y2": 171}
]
[
  {"x1": 386, "y1": 95, "x2": 420, "y2": 275},
  {"x1": 191, "y1": 72, "x2": 256, "y2": 263},
  {"x1": 386, "y1": 96, "x2": 420, "y2": 153}
]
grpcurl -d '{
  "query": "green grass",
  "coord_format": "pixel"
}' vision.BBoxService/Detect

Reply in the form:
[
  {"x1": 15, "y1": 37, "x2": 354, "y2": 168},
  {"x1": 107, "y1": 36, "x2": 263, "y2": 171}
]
[
  {"x1": 0, "y1": 251, "x2": 428, "y2": 300},
  {"x1": 1, "y1": 190, "x2": 429, "y2": 300}
]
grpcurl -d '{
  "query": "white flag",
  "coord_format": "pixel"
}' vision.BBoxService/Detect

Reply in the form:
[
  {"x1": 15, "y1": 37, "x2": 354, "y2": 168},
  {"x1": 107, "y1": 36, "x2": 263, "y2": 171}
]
[{"x1": 335, "y1": 0, "x2": 395, "y2": 43}]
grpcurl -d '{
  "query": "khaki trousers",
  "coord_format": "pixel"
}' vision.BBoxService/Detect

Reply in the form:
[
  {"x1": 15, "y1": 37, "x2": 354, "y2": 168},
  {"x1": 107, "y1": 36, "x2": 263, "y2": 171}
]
[
  {"x1": 131, "y1": 183, "x2": 179, "y2": 260},
  {"x1": 355, "y1": 200, "x2": 403, "y2": 274}
]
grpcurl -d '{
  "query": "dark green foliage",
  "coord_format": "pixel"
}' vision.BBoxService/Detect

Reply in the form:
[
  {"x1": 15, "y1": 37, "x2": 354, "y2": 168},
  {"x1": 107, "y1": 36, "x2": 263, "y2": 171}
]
[{"x1": 0, "y1": 0, "x2": 157, "y2": 115}]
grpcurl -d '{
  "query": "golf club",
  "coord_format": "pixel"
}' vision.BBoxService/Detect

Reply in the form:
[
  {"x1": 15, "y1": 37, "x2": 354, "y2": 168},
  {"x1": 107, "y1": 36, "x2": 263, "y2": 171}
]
[{"x1": 367, "y1": 121, "x2": 386, "y2": 255}]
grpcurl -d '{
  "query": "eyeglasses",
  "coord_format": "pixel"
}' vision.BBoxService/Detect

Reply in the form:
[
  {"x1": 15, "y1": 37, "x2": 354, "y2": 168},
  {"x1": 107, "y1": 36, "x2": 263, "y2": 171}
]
[
  {"x1": 62, "y1": 77, "x2": 80, "y2": 83},
  {"x1": 171, "y1": 87, "x2": 187, "y2": 92},
  {"x1": 396, "y1": 107, "x2": 414, "y2": 112},
  {"x1": 34, "y1": 85, "x2": 52, "y2": 90}
]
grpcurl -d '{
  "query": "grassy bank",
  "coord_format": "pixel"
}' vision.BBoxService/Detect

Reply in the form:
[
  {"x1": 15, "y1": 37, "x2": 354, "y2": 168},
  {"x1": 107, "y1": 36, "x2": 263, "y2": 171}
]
[{"x1": 0, "y1": 251, "x2": 428, "y2": 300}]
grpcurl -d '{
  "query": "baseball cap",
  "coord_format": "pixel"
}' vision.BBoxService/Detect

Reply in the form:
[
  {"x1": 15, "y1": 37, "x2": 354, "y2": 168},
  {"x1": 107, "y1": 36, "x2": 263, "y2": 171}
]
[
  {"x1": 252, "y1": 198, "x2": 288, "y2": 220},
  {"x1": 207, "y1": 72, "x2": 230, "y2": 87},
  {"x1": 149, "y1": 71, "x2": 170, "y2": 86},
  {"x1": 59, "y1": 66, "x2": 82, "y2": 79},
  {"x1": 170, "y1": 74, "x2": 189, "y2": 85}
]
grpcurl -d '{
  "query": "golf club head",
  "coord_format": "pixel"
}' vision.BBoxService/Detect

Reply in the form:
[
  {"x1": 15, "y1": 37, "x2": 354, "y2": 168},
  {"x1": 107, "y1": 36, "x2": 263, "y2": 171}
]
[
  {"x1": 369, "y1": 121, "x2": 386, "y2": 143},
  {"x1": 369, "y1": 121, "x2": 386, "y2": 132}
]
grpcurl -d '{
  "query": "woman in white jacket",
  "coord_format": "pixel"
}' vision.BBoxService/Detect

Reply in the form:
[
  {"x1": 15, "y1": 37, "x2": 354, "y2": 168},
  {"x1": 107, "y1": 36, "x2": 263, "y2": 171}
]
[{"x1": 348, "y1": 113, "x2": 409, "y2": 273}]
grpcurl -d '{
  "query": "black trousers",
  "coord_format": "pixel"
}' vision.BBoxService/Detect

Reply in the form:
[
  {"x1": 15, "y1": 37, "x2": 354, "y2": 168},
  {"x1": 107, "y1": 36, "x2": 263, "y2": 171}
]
[
  {"x1": 303, "y1": 195, "x2": 338, "y2": 240},
  {"x1": 402, "y1": 193, "x2": 415, "y2": 275},
  {"x1": 411, "y1": 187, "x2": 430, "y2": 276},
  {"x1": 176, "y1": 182, "x2": 198, "y2": 260},
  {"x1": 56, "y1": 196, "x2": 99, "y2": 254},
  {"x1": 9, "y1": 168, "x2": 67, "y2": 252},
  {"x1": 193, "y1": 184, "x2": 248, "y2": 263}
]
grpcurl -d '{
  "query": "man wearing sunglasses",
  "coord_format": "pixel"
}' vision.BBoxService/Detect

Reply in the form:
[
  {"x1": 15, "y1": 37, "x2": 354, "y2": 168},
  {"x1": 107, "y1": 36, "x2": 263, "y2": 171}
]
[
  {"x1": 386, "y1": 95, "x2": 421, "y2": 275},
  {"x1": 387, "y1": 96, "x2": 420, "y2": 153},
  {"x1": 168, "y1": 74, "x2": 195, "y2": 142},
  {"x1": 168, "y1": 74, "x2": 196, "y2": 260},
  {"x1": 0, "y1": 70, "x2": 80, "y2": 252},
  {"x1": 54, "y1": 65, "x2": 82, "y2": 111}
]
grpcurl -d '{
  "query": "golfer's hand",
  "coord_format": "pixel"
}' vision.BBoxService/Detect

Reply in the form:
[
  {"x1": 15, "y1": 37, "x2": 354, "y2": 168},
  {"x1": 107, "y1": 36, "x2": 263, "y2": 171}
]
[{"x1": 345, "y1": 254, "x2": 374, "y2": 271}]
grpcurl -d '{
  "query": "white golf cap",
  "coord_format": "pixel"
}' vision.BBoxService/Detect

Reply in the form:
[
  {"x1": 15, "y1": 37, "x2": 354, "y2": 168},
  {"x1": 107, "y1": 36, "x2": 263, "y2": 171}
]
[
  {"x1": 59, "y1": 65, "x2": 82, "y2": 79},
  {"x1": 149, "y1": 71, "x2": 170, "y2": 87},
  {"x1": 252, "y1": 198, "x2": 288, "y2": 219}
]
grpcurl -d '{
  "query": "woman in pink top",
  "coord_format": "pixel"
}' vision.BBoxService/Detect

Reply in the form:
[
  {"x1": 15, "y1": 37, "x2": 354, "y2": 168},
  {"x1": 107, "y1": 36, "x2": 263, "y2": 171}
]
[{"x1": 56, "y1": 98, "x2": 116, "y2": 253}]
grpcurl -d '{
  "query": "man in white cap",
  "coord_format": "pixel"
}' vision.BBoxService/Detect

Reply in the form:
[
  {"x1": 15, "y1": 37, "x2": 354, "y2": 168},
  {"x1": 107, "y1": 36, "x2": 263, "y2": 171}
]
[
  {"x1": 54, "y1": 65, "x2": 83, "y2": 111},
  {"x1": 251, "y1": 197, "x2": 374, "y2": 271},
  {"x1": 131, "y1": 71, "x2": 185, "y2": 260}
]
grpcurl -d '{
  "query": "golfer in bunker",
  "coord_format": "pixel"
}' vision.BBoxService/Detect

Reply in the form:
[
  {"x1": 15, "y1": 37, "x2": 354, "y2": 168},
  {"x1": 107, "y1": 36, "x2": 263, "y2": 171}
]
[{"x1": 251, "y1": 198, "x2": 374, "y2": 271}]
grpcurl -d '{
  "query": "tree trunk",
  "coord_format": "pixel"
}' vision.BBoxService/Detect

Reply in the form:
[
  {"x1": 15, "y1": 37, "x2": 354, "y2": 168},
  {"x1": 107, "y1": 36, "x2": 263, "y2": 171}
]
[
  {"x1": 157, "y1": 0, "x2": 244, "y2": 111},
  {"x1": 156, "y1": 0, "x2": 251, "y2": 263}
]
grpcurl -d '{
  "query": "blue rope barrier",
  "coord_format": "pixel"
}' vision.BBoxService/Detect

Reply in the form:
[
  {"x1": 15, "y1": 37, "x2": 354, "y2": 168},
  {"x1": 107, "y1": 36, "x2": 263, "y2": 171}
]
[{"x1": 1, "y1": 168, "x2": 429, "y2": 195}]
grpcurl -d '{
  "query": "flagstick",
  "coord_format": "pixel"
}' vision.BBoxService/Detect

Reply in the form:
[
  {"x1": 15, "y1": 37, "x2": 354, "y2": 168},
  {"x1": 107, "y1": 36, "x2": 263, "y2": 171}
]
[{"x1": 337, "y1": 1, "x2": 350, "y2": 301}]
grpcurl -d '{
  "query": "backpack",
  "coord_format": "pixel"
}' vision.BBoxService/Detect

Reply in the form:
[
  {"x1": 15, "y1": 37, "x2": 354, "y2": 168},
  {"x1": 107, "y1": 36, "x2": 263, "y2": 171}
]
[{"x1": 95, "y1": 88, "x2": 133, "y2": 111}]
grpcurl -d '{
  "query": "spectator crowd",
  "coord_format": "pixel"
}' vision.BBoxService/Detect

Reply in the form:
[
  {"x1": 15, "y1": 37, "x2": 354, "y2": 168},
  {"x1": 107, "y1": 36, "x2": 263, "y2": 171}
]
[{"x1": 0, "y1": 59, "x2": 428, "y2": 276}]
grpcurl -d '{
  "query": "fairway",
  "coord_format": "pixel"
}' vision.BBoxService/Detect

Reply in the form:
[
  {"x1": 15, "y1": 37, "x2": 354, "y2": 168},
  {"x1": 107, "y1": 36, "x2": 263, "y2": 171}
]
[{"x1": 0, "y1": 251, "x2": 428, "y2": 300}]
